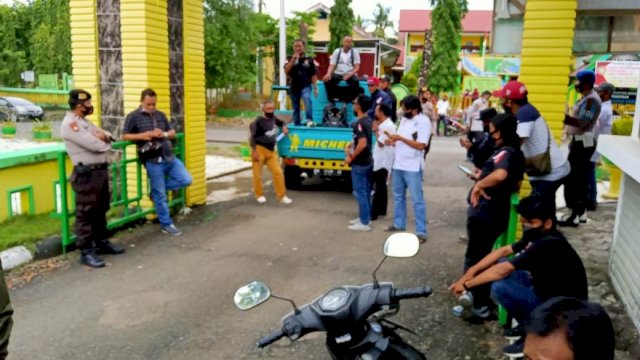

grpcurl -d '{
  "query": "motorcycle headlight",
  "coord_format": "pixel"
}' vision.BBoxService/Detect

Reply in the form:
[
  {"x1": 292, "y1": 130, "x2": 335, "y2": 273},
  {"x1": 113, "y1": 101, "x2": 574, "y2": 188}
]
[{"x1": 320, "y1": 288, "x2": 350, "y2": 312}]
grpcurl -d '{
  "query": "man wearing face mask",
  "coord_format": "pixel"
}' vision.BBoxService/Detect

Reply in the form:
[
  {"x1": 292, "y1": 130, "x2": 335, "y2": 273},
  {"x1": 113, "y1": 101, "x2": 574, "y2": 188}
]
[
  {"x1": 62, "y1": 89, "x2": 125, "y2": 268},
  {"x1": 559, "y1": 71, "x2": 601, "y2": 227},
  {"x1": 450, "y1": 195, "x2": 588, "y2": 357},
  {"x1": 249, "y1": 100, "x2": 292, "y2": 205},
  {"x1": 123, "y1": 88, "x2": 193, "y2": 236},
  {"x1": 493, "y1": 81, "x2": 570, "y2": 215},
  {"x1": 459, "y1": 107, "x2": 497, "y2": 170}
]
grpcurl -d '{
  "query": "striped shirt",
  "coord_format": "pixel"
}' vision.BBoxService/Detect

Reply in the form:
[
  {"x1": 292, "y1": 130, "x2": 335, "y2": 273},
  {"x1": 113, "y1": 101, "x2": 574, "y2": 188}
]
[{"x1": 516, "y1": 103, "x2": 570, "y2": 181}]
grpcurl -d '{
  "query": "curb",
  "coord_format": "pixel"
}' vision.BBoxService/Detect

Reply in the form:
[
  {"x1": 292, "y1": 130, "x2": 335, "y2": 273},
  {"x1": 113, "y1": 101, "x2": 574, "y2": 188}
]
[
  {"x1": 206, "y1": 165, "x2": 252, "y2": 181},
  {"x1": 1, "y1": 246, "x2": 33, "y2": 271}
]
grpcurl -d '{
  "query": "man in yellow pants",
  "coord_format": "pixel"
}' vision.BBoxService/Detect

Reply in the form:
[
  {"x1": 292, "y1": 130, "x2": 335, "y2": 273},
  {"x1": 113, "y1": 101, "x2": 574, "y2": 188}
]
[{"x1": 249, "y1": 100, "x2": 292, "y2": 205}]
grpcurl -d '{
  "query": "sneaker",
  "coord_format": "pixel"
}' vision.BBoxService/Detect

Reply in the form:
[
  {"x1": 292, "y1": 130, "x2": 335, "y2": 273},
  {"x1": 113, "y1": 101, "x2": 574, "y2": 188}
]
[
  {"x1": 256, "y1": 196, "x2": 267, "y2": 204},
  {"x1": 162, "y1": 224, "x2": 182, "y2": 236},
  {"x1": 558, "y1": 213, "x2": 580, "y2": 227},
  {"x1": 503, "y1": 326, "x2": 525, "y2": 340},
  {"x1": 349, "y1": 218, "x2": 361, "y2": 225},
  {"x1": 417, "y1": 235, "x2": 428, "y2": 244},
  {"x1": 503, "y1": 337, "x2": 525, "y2": 357},
  {"x1": 280, "y1": 196, "x2": 292, "y2": 205},
  {"x1": 452, "y1": 304, "x2": 489, "y2": 319},
  {"x1": 579, "y1": 212, "x2": 588, "y2": 223},
  {"x1": 458, "y1": 291, "x2": 474, "y2": 308},
  {"x1": 348, "y1": 222, "x2": 372, "y2": 231},
  {"x1": 385, "y1": 225, "x2": 405, "y2": 232}
]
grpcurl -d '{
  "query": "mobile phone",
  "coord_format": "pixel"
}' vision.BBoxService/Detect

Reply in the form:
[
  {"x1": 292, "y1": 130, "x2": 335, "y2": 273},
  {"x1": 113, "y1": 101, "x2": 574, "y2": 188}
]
[{"x1": 457, "y1": 165, "x2": 474, "y2": 176}]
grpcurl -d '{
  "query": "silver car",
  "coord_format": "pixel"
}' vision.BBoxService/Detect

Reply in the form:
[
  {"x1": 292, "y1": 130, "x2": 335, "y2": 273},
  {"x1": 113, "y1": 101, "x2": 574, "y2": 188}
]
[{"x1": 0, "y1": 96, "x2": 45, "y2": 122}]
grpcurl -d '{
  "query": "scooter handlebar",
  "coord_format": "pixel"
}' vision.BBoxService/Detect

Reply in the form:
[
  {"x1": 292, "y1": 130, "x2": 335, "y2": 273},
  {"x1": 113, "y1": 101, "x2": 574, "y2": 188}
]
[
  {"x1": 256, "y1": 328, "x2": 285, "y2": 348},
  {"x1": 392, "y1": 286, "x2": 432, "y2": 300}
]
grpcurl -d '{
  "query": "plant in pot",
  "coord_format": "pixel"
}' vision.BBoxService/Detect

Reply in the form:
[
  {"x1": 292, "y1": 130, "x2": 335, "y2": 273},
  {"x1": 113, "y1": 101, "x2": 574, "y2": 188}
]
[
  {"x1": 601, "y1": 115, "x2": 633, "y2": 199},
  {"x1": 1, "y1": 121, "x2": 17, "y2": 138},
  {"x1": 32, "y1": 120, "x2": 53, "y2": 141}
]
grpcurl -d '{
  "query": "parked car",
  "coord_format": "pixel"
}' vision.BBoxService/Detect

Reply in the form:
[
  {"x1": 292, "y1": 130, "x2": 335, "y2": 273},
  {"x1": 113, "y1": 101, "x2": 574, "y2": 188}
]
[{"x1": 0, "y1": 97, "x2": 45, "y2": 122}]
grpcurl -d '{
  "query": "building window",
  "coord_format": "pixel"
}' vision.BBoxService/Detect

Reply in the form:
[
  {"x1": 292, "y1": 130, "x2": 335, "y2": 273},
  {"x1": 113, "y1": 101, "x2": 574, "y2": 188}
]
[
  {"x1": 611, "y1": 15, "x2": 640, "y2": 52},
  {"x1": 573, "y1": 14, "x2": 640, "y2": 54}
]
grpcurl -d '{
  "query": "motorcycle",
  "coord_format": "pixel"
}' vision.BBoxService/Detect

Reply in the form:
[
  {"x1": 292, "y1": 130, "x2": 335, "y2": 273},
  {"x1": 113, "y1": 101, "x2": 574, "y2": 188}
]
[{"x1": 234, "y1": 233, "x2": 432, "y2": 359}]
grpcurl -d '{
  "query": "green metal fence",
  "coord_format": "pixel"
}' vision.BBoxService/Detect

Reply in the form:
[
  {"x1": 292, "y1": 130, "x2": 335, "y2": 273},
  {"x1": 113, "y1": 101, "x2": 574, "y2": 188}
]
[
  {"x1": 53, "y1": 134, "x2": 185, "y2": 252},
  {"x1": 493, "y1": 192, "x2": 521, "y2": 326},
  {"x1": 0, "y1": 87, "x2": 69, "y2": 107}
]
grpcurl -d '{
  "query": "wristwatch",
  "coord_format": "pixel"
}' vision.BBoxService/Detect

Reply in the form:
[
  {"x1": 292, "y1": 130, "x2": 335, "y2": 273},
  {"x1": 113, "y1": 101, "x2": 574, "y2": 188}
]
[{"x1": 163, "y1": 131, "x2": 168, "y2": 139}]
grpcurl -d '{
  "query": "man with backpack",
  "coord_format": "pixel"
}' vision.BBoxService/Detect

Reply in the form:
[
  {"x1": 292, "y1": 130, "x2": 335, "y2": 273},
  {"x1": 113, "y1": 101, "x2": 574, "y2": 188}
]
[{"x1": 322, "y1": 35, "x2": 361, "y2": 105}]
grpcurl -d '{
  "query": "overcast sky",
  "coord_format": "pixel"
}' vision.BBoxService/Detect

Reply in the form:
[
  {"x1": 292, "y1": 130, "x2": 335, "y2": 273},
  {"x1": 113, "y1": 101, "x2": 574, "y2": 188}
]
[{"x1": 263, "y1": 0, "x2": 494, "y2": 31}]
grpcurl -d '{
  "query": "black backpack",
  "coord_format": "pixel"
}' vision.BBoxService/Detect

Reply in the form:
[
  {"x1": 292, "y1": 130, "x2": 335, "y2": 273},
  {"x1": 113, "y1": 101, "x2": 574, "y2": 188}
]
[{"x1": 322, "y1": 104, "x2": 348, "y2": 128}]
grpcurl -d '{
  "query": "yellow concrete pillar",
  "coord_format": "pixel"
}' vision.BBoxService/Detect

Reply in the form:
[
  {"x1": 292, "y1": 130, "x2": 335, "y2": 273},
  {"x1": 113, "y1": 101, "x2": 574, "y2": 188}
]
[
  {"x1": 519, "y1": 0, "x2": 578, "y2": 141},
  {"x1": 183, "y1": 0, "x2": 207, "y2": 205},
  {"x1": 69, "y1": 0, "x2": 101, "y2": 124}
]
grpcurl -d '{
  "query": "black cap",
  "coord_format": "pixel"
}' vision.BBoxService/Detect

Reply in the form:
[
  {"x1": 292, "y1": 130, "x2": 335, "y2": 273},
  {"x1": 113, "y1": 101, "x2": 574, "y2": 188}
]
[
  {"x1": 380, "y1": 75, "x2": 392, "y2": 83},
  {"x1": 69, "y1": 89, "x2": 92, "y2": 102},
  {"x1": 479, "y1": 107, "x2": 497, "y2": 121}
]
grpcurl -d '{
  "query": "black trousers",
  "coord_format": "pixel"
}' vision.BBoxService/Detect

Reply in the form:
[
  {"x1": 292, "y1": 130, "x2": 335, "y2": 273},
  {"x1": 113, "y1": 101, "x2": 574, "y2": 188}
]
[
  {"x1": 70, "y1": 166, "x2": 110, "y2": 250},
  {"x1": 465, "y1": 214, "x2": 507, "y2": 309},
  {"x1": 325, "y1": 74, "x2": 361, "y2": 104},
  {"x1": 564, "y1": 139, "x2": 596, "y2": 216},
  {"x1": 371, "y1": 168, "x2": 389, "y2": 220},
  {"x1": 437, "y1": 115, "x2": 449, "y2": 136}
]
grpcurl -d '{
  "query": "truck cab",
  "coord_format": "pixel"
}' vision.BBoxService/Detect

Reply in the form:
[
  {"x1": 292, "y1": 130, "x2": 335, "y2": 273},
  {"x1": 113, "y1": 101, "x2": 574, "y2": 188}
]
[{"x1": 277, "y1": 80, "x2": 369, "y2": 189}]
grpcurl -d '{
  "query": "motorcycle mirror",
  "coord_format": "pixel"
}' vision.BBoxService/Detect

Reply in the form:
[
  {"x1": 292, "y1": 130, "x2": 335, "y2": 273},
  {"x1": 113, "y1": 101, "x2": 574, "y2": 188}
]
[
  {"x1": 383, "y1": 233, "x2": 420, "y2": 258},
  {"x1": 234, "y1": 281, "x2": 271, "y2": 310}
]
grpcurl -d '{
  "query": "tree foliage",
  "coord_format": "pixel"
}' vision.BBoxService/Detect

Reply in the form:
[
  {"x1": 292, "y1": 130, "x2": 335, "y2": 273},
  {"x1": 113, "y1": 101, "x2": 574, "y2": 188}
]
[
  {"x1": 0, "y1": 1, "x2": 71, "y2": 87},
  {"x1": 328, "y1": 0, "x2": 354, "y2": 53},
  {"x1": 370, "y1": 3, "x2": 393, "y2": 40},
  {"x1": 427, "y1": 0, "x2": 468, "y2": 93}
]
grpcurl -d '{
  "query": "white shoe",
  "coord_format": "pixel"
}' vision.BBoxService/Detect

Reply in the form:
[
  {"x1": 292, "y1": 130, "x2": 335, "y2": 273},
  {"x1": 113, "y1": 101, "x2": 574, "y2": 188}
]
[
  {"x1": 256, "y1": 196, "x2": 267, "y2": 204},
  {"x1": 348, "y1": 222, "x2": 371, "y2": 231},
  {"x1": 280, "y1": 196, "x2": 292, "y2": 205},
  {"x1": 349, "y1": 218, "x2": 361, "y2": 225},
  {"x1": 579, "y1": 212, "x2": 588, "y2": 223}
]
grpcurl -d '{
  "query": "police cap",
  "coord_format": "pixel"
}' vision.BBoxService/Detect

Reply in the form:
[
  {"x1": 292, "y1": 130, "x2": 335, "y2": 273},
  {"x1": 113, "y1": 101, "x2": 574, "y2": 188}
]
[{"x1": 68, "y1": 89, "x2": 92, "y2": 110}]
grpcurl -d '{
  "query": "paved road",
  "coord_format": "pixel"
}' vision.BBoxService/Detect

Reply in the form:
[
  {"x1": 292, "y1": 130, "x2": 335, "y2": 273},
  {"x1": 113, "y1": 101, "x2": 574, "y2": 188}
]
[
  {"x1": 206, "y1": 124, "x2": 248, "y2": 143},
  {"x1": 8, "y1": 137, "x2": 511, "y2": 359}
]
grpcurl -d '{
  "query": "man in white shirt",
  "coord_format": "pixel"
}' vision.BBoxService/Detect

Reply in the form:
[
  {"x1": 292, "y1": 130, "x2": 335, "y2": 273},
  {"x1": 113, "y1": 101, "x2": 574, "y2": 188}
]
[
  {"x1": 587, "y1": 82, "x2": 615, "y2": 210},
  {"x1": 322, "y1": 35, "x2": 361, "y2": 105},
  {"x1": 465, "y1": 90, "x2": 491, "y2": 160},
  {"x1": 371, "y1": 103, "x2": 396, "y2": 221},
  {"x1": 436, "y1": 95, "x2": 451, "y2": 136},
  {"x1": 385, "y1": 95, "x2": 431, "y2": 242}
]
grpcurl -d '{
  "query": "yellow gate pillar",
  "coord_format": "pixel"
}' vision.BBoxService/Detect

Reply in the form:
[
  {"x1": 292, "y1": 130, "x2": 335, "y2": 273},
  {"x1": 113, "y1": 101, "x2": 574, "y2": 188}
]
[
  {"x1": 69, "y1": 0, "x2": 206, "y2": 207},
  {"x1": 519, "y1": 0, "x2": 578, "y2": 141}
]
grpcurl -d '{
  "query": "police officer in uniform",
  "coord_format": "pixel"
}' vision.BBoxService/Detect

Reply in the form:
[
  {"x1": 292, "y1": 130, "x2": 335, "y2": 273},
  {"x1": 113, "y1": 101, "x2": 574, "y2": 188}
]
[{"x1": 61, "y1": 90, "x2": 125, "y2": 268}]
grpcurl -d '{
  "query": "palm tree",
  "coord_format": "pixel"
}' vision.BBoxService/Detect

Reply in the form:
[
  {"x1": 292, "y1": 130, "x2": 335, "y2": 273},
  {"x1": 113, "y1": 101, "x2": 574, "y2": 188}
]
[
  {"x1": 354, "y1": 14, "x2": 365, "y2": 29},
  {"x1": 370, "y1": 3, "x2": 393, "y2": 40}
]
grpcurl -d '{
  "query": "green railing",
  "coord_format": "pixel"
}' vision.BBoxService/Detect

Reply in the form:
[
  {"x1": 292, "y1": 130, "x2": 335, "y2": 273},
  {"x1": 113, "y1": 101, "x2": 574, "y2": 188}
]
[
  {"x1": 493, "y1": 192, "x2": 521, "y2": 326},
  {"x1": 53, "y1": 134, "x2": 185, "y2": 252}
]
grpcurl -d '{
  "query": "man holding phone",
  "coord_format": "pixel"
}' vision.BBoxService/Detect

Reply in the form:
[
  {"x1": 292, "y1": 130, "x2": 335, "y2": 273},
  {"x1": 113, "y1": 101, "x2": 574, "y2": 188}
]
[{"x1": 285, "y1": 39, "x2": 318, "y2": 126}]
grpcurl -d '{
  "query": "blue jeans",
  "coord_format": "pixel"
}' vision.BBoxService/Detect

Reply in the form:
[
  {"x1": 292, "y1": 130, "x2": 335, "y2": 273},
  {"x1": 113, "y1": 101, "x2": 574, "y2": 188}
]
[
  {"x1": 145, "y1": 158, "x2": 193, "y2": 227},
  {"x1": 491, "y1": 269, "x2": 541, "y2": 327},
  {"x1": 392, "y1": 169, "x2": 427, "y2": 236},
  {"x1": 351, "y1": 164, "x2": 372, "y2": 225},
  {"x1": 290, "y1": 86, "x2": 313, "y2": 126}
]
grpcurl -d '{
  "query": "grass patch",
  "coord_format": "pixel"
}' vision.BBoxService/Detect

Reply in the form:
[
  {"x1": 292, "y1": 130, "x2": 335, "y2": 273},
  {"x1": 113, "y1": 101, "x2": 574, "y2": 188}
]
[{"x1": 0, "y1": 214, "x2": 60, "y2": 252}]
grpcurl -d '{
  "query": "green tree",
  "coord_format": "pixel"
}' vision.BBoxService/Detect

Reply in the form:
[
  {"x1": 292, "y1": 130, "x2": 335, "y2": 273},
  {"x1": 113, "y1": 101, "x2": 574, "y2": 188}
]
[
  {"x1": 427, "y1": 0, "x2": 468, "y2": 93},
  {"x1": 370, "y1": 3, "x2": 393, "y2": 40},
  {"x1": 328, "y1": 0, "x2": 354, "y2": 53},
  {"x1": 0, "y1": 5, "x2": 28, "y2": 86},
  {"x1": 28, "y1": 0, "x2": 72, "y2": 75},
  {"x1": 354, "y1": 15, "x2": 366, "y2": 29}
]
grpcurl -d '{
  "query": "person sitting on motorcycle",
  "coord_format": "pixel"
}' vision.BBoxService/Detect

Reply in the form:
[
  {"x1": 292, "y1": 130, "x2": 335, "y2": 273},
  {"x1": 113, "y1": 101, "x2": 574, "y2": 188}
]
[
  {"x1": 524, "y1": 297, "x2": 614, "y2": 360},
  {"x1": 453, "y1": 113, "x2": 525, "y2": 321},
  {"x1": 449, "y1": 195, "x2": 589, "y2": 358}
]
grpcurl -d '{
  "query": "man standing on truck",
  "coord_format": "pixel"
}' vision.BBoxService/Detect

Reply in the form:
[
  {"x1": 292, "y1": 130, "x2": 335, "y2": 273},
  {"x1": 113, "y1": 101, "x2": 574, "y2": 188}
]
[
  {"x1": 323, "y1": 35, "x2": 361, "y2": 105},
  {"x1": 345, "y1": 95, "x2": 374, "y2": 231},
  {"x1": 249, "y1": 100, "x2": 292, "y2": 205},
  {"x1": 284, "y1": 39, "x2": 318, "y2": 126}
]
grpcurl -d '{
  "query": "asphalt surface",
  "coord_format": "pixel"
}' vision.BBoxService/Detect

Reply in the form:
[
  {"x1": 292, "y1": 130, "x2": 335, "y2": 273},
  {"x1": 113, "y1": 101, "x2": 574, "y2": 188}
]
[{"x1": 8, "y1": 136, "x2": 511, "y2": 359}]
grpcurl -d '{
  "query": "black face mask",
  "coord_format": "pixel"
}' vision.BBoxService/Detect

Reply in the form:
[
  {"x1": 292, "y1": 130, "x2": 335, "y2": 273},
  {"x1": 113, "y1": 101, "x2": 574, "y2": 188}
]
[
  {"x1": 574, "y1": 83, "x2": 584, "y2": 93},
  {"x1": 483, "y1": 124, "x2": 490, "y2": 133},
  {"x1": 502, "y1": 104, "x2": 513, "y2": 114},
  {"x1": 522, "y1": 224, "x2": 546, "y2": 241},
  {"x1": 264, "y1": 112, "x2": 274, "y2": 119},
  {"x1": 404, "y1": 111, "x2": 415, "y2": 120},
  {"x1": 81, "y1": 105, "x2": 94, "y2": 117}
]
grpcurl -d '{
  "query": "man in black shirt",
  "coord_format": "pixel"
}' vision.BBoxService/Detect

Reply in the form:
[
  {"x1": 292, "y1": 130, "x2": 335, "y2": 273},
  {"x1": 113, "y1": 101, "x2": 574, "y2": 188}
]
[
  {"x1": 250, "y1": 100, "x2": 292, "y2": 205},
  {"x1": 459, "y1": 107, "x2": 497, "y2": 170},
  {"x1": 345, "y1": 94, "x2": 373, "y2": 231},
  {"x1": 450, "y1": 195, "x2": 588, "y2": 357},
  {"x1": 285, "y1": 39, "x2": 318, "y2": 126},
  {"x1": 379, "y1": 75, "x2": 397, "y2": 122},
  {"x1": 123, "y1": 88, "x2": 192, "y2": 236}
]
